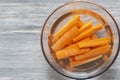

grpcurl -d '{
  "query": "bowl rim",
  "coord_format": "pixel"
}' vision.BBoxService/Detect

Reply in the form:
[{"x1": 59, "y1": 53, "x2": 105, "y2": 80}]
[{"x1": 40, "y1": 1, "x2": 120, "y2": 79}]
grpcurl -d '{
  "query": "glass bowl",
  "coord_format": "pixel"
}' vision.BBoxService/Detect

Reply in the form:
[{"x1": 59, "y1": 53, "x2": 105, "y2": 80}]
[{"x1": 41, "y1": 1, "x2": 120, "y2": 79}]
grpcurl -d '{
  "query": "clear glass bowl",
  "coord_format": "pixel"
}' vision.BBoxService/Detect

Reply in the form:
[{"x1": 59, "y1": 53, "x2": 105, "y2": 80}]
[{"x1": 41, "y1": 1, "x2": 120, "y2": 79}]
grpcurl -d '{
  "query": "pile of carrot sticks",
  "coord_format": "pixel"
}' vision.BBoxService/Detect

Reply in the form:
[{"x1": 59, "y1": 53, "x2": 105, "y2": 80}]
[{"x1": 50, "y1": 15, "x2": 111, "y2": 68}]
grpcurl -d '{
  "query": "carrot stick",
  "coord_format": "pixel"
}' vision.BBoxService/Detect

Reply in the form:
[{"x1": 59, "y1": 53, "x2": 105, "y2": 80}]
[
  {"x1": 56, "y1": 47, "x2": 90, "y2": 60},
  {"x1": 52, "y1": 15, "x2": 82, "y2": 43},
  {"x1": 75, "y1": 45, "x2": 111, "y2": 61},
  {"x1": 69, "y1": 57, "x2": 75, "y2": 62},
  {"x1": 70, "y1": 55, "x2": 102, "y2": 67},
  {"x1": 90, "y1": 34, "x2": 99, "y2": 49},
  {"x1": 65, "y1": 43, "x2": 78, "y2": 49},
  {"x1": 78, "y1": 37, "x2": 110, "y2": 48},
  {"x1": 67, "y1": 41, "x2": 73, "y2": 46},
  {"x1": 77, "y1": 19, "x2": 83, "y2": 28},
  {"x1": 66, "y1": 37, "x2": 90, "y2": 49},
  {"x1": 59, "y1": 60, "x2": 64, "y2": 66},
  {"x1": 73, "y1": 24, "x2": 103, "y2": 42},
  {"x1": 52, "y1": 26, "x2": 80, "y2": 52},
  {"x1": 67, "y1": 29, "x2": 91, "y2": 46},
  {"x1": 80, "y1": 37, "x2": 90, "y2": 42},
  {"x1": 79, "y1": 21, "x2": 92, "y2": 33},
  {"x1": 90, "y1": 34, "x2": 98, "y2": 39}
]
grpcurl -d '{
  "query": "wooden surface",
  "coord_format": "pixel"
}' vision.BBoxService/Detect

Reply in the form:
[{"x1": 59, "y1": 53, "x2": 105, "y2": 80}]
[{"x1": 0, "y1": 0, "x2": 120, "y2": 80}]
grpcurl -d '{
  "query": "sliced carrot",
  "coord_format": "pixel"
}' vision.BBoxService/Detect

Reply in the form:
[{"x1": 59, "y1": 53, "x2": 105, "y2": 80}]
[
  {"x1": 52, "y1": 38, "x2": 57, "y2": 44},
  {"x1": 69, "y1": 21, "x2": 91, "y2": 43},
  {"x1": 90, "y1": 34, "x2": 98, "y2": 39},
  {"x1": 52, "y1": 15, "x2": 82, "y2": 43},
  {"x1": 52, "y1": 26, "x2": 80, "y2": 52},
  {"x1": 66, "y1": 65, "x2": 73, "y2": 70},
  {"x1": 59, "y1": 60, "x2": 64, "y2": 66},
  {"x1": 51, "y1": 52, "x2": 57, "y2": 59},
  {"x1": 77, "y1": 19, "x2": 83, "y2": 28},
  {"x1": 49, "y1": 14, "x2": 112, "y2": 69},
  {"x1": 79, "y1": 21, "x2": 92, "y2": 33},
  {"x1": 66, "y1": 37, "x2": 90, "y2": 49},
  {"x1": 48, "y1": 33, "x2": 53, "y2": 46},
  {"x1": 65, "y1": 43, "x2": 78, "y2": 49},
  {"x1": 53, "y1": 15, "x2": 80, "y2": 37},
  {"x1": 70, "y1": 55, "x2": 102, "y2": 68},
  {"x1": 80, "y1": 37, "x2": 90, "y2": 42},
  {"x1": 73, "y1": 24, "x2": 103, "y2": 42},
  {"x1": 90, "y1": 34, "x2": 99, "y2": 49},
  {"x1": 56, "y1": 47, "x2": 90, "y2": 60},
  {"x1": 78, "y1": 37, "x2": 110, "y2": 48},
  {"x1": 75, "y1": 45, "x2": 111, "y2": 61}
]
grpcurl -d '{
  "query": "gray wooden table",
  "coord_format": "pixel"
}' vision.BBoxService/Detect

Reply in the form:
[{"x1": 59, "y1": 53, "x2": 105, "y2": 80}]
[{"x1": 0, "y1": 0, "x2": 120, "y2": 80}]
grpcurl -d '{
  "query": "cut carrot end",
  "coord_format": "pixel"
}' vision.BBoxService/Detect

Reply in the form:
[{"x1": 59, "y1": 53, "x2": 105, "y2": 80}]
[{"x1": 52, "y1": 26, "x2": 80, "y2": 52}]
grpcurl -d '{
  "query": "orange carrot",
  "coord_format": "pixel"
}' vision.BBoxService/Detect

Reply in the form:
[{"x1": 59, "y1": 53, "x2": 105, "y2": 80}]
[
  {"x1": 56, "y1": 47, "x2": 90, "y2": 60},
  {"x1": 66, "y1": 37, "x2": 90, "y2": 49},
  {"x1": 79, "y1": 21, "x2": 92, "y2": 33},
  {"x1": 67, "y1": 41, "x2": 73, "y2": 46},
  {"x1": 70, "y1": 55, "x2": 102, "y2": 67},
  {"x1": 75, "y1": 45, "x2": 111, "y2": 61},
  {"x1": 90, "y1": 34, "x2": 98, "y2": 39},
  {"x1": 90, "y1": 34, "x2": 99, "y2": 49},
  {"x1": 73, "y1": 24, "x2": 103, "y2": 42},
  {"x1": 65, "y1": 43, "x2": 78, "y2": 49},
  {"x1": 52, "y1": 26, "x2": 80, "y2": 52},
  {"x1": 52, "y1": 15, "x2": 82, "y2": 43},
  {"x1": 78, "y1": 37, "x2": 110, "y2": 48},
  {"x1": 69, "y1": 57, "x2": 75, "y2": 62}
]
